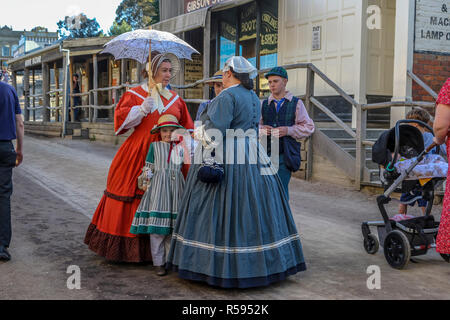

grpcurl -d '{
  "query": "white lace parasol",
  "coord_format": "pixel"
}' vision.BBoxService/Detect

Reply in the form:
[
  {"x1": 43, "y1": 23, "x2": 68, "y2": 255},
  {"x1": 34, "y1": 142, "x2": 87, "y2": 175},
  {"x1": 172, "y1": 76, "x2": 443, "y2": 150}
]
[{"x1": 101, "y1": 29, "x2": 200, "y2": 64}]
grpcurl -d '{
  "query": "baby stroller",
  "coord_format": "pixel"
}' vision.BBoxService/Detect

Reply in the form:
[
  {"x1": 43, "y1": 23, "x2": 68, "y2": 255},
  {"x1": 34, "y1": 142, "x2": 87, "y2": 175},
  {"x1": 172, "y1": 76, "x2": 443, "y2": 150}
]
[{"x1": 361, "y1": 119, "x2": 449, "y2": 269}]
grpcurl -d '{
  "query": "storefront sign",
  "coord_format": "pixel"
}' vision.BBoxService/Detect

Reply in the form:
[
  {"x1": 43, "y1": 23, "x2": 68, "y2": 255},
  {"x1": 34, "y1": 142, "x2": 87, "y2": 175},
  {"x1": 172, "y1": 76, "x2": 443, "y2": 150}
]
[
  {"x1": 238, "y1": 2, "x2": 278, "y2": 55},
  {"x1": 221, "y1": 21, "x2": 237, "y2": 40},
  {"x1": 25, "y1": 56, "x2": 41, "y2": 67},
  {"x1": 261, "y1": 10, "x2": 278, "y2": 56},
  {"x1": 240, "y1": 2, "x2": 256, "y2": 41},
  {"x1": 184, "y1": 0, "x2": 233, "y2": 13},
  {"x1": 217, "y1": 1, "x2": 278, "y2": 70},
  {"x1": 415, "y1": 0, "x2": 450, "y2": 54},
  {"x1": 312, "y1": 26, "x2": 321, "y2": 51},
  {"x1": 184, "y1": 55, "x2": 203, "y2": 99}
]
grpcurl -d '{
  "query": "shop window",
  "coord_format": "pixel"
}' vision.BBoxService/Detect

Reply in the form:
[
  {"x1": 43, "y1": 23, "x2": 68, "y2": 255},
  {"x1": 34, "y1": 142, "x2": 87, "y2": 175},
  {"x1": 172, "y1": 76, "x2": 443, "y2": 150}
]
[
  {"x1": 129, "y1": 60, "x2": 139, "y2": 84},
  {"x1": 259, "y1": 0, "x2": 278, "y2": 96},
  {"x1": 2, "y1": 46, "x2": 10, "y2": 57},
  {"x1": 214, "y1": 0, "x2": 278, "y2": 96},
  {"x1": 260, "y1": 0, "x2": 278, "y2": 70},
  {"x1": 184, "y1": 29, "x2": 204, "y2": 101},
  {"x1": 219, "y1": 17, "x2": 237, "y2": 69},
  {"x1": 239, "y1": 2, "x2": 257, "y2": 67}
]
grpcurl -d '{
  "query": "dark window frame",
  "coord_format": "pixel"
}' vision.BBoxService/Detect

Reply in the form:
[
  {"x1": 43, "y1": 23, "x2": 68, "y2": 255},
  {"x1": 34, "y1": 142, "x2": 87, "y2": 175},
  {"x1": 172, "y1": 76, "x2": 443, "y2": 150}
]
[{"x1": 214, "y1": 0, "x2": 278, "y2": 96}]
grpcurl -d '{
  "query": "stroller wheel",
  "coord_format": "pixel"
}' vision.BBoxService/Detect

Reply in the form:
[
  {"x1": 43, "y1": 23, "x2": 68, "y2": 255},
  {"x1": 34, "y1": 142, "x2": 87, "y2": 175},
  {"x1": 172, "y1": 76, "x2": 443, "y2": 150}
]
[
  {"x1": 384, "y1": 230, "x2": 411, "y2": 269},
  {"x1": 364, "y1": 234, "x2": 379, "y2": 254},
  {"x1": 440, "y1": 254, "x2": 450, "y2": 263}
]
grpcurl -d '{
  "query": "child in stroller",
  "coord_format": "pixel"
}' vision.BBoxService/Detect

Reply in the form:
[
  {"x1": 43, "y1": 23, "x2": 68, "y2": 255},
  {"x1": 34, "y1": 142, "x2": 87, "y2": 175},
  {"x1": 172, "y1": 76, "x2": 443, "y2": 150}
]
[
  {"x1": 361, "y1": 119, "x2": 449, "y2": 269},
  {"x1": 398, "y1": 108, "x2": 446, "y2": 218}
]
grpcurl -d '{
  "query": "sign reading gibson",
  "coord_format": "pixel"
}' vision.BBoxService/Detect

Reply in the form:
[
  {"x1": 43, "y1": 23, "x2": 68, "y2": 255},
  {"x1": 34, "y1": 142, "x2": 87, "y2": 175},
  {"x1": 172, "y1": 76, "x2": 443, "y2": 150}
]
[
  {"x1": 415, "y1": 0, "x2": 450, "y2": 54},
  {"x1": 184, "y1": 0, "x2": 233, "y2": 13}
]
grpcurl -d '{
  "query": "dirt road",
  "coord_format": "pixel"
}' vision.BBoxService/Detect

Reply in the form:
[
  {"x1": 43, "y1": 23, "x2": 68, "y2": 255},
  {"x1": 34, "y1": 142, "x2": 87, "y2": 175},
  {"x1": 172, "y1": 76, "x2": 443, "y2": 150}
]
[{"x1": 1, "y1": 135, "x2": 449, "y2": 300}]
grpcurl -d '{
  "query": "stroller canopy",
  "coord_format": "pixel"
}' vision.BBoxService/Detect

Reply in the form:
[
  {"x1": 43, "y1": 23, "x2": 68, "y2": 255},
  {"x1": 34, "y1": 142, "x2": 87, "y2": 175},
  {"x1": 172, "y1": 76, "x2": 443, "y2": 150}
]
[{"x1": 372, "y1": 125, "x2": 424, "y2": 167}]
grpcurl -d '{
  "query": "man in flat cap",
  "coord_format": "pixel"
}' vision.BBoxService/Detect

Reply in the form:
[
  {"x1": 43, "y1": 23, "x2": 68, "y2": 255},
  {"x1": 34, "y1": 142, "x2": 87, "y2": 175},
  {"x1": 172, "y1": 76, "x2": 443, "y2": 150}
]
[{"x1": 260, "y1": 67, "x2": 315, "y2": 199}]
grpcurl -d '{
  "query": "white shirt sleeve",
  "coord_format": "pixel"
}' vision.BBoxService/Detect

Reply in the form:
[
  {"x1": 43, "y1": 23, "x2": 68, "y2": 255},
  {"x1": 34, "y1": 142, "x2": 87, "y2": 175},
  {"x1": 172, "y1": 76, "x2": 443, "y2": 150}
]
[{"x1": 115, "y1": 105, "x2": 146, "y2": 135}]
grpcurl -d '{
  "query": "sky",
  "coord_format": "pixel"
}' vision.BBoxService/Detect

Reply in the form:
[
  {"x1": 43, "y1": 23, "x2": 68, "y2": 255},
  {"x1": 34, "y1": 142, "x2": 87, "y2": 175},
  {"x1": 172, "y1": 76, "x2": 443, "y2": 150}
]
[{"x1": 1, "y1": 0, "x2": 123, "y2": 33}]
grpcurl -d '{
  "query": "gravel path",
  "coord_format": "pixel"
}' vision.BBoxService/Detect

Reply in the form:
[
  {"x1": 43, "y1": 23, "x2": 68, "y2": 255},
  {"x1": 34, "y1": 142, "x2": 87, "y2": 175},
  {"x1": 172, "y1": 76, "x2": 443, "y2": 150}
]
[{"x1": 1, "y1": 135, "x2": 449, "y2": 300}]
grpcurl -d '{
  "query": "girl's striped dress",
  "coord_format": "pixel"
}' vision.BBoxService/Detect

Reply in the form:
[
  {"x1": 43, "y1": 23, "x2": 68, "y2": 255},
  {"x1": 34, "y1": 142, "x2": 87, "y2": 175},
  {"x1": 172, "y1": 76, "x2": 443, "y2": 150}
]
[{"x1": 130, "y1": 141, "x2": 185, "y2": 235}]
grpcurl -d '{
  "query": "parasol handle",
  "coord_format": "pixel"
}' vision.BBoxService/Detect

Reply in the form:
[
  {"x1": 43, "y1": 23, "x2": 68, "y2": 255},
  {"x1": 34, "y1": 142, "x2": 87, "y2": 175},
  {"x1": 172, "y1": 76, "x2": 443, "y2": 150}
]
[
  {"x1": 148, "y1": 27, "x2": 154, "y2": 93},
  {"x1": 148, "y1": 26, "x2": 161, "y2": 97}
]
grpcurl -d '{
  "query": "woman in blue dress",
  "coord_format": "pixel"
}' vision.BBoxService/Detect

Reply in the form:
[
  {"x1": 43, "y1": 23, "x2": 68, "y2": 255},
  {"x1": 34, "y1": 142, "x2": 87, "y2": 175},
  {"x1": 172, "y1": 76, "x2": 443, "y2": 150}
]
[{"x1": 166, "y1": 56, "x2": 306, "y2": 288}]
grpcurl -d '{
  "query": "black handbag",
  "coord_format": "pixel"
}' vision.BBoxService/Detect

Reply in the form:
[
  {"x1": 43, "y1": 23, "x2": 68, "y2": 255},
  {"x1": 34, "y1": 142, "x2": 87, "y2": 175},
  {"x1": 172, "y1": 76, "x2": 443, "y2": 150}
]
[
  {"x1": 197, "y1": 149, "x2": 224, "y2": 183},
  {"x1": 282, "y1": 137, "x2": 302, "y2": 172}
]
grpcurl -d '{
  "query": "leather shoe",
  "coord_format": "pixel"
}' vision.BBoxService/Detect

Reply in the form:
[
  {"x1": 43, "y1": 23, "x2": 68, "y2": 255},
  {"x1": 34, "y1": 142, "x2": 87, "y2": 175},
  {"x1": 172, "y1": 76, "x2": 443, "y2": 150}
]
[
  {"x1": 0, "y1": 246, "x2": 11, "y2": 261},
  {"x1": 441, "y1": 254, "x2": 450, "y2": 263},
  {"x1": 156, "y1": 266, "x2": 167, "y2": 276}
]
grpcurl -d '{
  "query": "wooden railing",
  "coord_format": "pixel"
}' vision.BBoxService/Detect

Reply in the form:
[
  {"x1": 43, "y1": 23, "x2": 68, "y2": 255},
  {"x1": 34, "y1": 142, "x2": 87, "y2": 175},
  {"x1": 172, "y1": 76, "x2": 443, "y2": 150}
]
[
  {"x1": 69, "y1": 83, "x2": 140, "y2": 123},
  {"x1": 175, "y1": 62, "x2": 438, "y2": 187},
  {"x1": 356, "y1": 70, "x2": 438, "y2": 187},
  {"x1": 407, "y1": 70, "x2": 438, "y2": 100},
  {"x1": 23, "y1": 90, "x2": 63, "y2": 118},
  {"x1": 22, "y1": 63, "x2": 438, "y2": 189},
  {"x1": 260, "y1": 65, "x2": 437, "y2": 188}
]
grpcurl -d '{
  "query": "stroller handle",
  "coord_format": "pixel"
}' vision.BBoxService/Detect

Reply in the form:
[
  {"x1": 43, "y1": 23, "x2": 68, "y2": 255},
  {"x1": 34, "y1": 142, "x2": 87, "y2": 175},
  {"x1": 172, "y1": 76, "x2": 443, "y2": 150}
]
[
  {"x1": 392, "y1": 120, "x2": 436, "y2": 166},
  {"x1": 395, "y1": 119, "x2": 434, "y2": 135},
  {"x1": 426, "y1": 142, "x2": 438, "y2": 153}
]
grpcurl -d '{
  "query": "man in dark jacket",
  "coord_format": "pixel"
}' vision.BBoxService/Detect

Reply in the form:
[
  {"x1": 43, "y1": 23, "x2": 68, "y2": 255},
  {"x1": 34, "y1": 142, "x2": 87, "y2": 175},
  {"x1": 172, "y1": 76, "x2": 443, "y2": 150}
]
[{"x1": 0, "y1": 81, "x2": 24, "y2": 261}]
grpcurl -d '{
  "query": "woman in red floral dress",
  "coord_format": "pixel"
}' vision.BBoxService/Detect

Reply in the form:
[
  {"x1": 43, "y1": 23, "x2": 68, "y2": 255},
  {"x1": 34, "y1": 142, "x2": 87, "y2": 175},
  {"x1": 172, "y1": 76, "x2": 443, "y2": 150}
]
[{"x1": 433, "y1": 77, "x2": 450, "y2": 260}]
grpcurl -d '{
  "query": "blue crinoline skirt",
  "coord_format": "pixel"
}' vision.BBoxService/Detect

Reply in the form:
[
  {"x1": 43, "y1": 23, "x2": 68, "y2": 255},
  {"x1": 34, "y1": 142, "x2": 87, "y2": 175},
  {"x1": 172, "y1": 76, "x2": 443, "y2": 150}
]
[{"x1": 166, "y1": 147, "x2": 307, "y2": 288}]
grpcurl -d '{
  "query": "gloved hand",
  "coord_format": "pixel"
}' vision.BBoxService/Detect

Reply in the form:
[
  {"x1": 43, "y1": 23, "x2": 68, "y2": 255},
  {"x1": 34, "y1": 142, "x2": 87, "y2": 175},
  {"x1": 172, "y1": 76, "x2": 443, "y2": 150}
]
[
  {"x1": 139, "y1": 97, "x2": 155, "y2": 115},
  {"x1": 171, "y1": 132, "x2": 185, "y2": 142},
  {"x1": 146, "y1": 169, "x2": 154, "y2": 180}
]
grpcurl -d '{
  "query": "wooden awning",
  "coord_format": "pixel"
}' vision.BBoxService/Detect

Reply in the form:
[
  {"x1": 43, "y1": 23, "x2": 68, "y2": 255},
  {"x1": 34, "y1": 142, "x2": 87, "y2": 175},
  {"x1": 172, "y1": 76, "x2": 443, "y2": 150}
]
[{"x1": 152, "y1": 8, "x2": 209, "y2": 34}]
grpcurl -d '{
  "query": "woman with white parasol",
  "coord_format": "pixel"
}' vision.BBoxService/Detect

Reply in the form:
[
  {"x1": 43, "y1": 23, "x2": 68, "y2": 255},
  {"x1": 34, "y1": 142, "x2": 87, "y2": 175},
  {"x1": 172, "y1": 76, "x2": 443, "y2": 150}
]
[{"x1": 84, "y1": 33, "x2": 195, "y2": 263}]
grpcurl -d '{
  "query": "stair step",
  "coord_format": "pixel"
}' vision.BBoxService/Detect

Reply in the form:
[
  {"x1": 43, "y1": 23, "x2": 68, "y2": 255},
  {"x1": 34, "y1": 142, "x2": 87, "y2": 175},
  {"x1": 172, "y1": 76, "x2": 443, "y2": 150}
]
[
  {"x1": 342, "y1": 147, "x2": 372, "y2": 157},
  {"x1": 340, "y1": 149, "x2": 377, "y2": 169},
  {"x1": 332, "y1": 138, "x2": 379, "y2": 149},
  {"x1": 366, "y1": 160, "x2": 379, "y2": 170},
  {"x1": 320, "y1": 128, "x2": 354, "y2": 139},
  {"x1": 320, "y1": 128, "x2": 385, "y2": 139},
  {"x1": 369, "y1": 169, "x2": 380, "y2": 181},
  {"x1": 361, "y1": 181, "x2": 383, "y2": 188},
  {"x1": 332, "y1": 138, "x2": 356, "y2": 148},
  {"x1": 81, "y1": 128, "x2": 89, "y2": 138},
  {"x1": 66, "y1": 122, "x2": 82, "y2": 130}
]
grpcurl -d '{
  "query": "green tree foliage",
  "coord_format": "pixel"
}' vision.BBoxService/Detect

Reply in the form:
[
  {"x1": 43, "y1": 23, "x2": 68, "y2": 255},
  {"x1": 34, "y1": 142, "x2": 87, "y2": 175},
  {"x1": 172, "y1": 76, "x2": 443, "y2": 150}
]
[
  {"x1": 109, "y1": 21, "x2": 133, "y2": 36},
  {"x1": 31, "y1": 26, "x2": 48, "y2": 33},
  {"x1": 114, "y1": 0, "x2": 160, "y2": 30},
  {"x1": 57, "y1": 13, "x2": 104, "y2": 39}
]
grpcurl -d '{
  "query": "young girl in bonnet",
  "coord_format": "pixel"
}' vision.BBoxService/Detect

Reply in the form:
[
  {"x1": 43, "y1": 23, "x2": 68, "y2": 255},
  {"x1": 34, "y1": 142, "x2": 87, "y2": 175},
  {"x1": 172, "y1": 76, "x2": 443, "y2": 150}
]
[{"x1": 130, "y1": 114, "x2": 188, "y2": 276}]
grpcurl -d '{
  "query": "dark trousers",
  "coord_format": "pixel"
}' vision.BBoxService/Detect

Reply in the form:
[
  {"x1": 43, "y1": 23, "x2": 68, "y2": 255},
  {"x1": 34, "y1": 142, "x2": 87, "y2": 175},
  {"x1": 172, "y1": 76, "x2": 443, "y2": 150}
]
[
  {"x1": 278, "y1": 154, "x2": 292, "y2": 201},
  {"x1": 0, "y1": 141, "x2": 16, "y2": 248}
]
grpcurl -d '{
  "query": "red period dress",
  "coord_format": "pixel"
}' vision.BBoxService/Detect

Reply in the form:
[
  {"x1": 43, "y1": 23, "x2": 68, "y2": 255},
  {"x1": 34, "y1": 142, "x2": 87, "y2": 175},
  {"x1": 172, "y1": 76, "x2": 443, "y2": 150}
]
[
  {"x1": 84, "y1": 85, "x2": 194, "y2": 262},
  {"x1": 436, "y1": 78, "x2": 450, "y2": 254}
]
